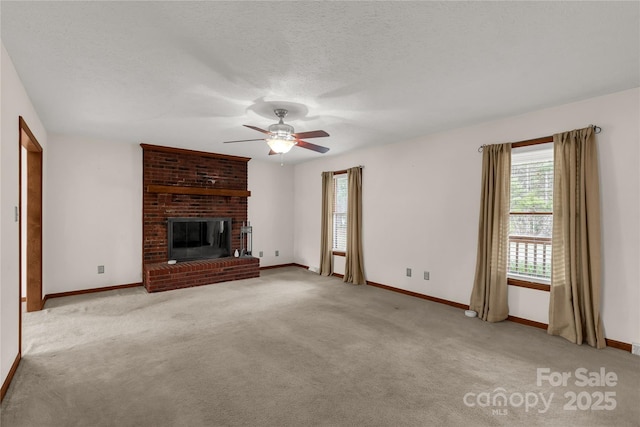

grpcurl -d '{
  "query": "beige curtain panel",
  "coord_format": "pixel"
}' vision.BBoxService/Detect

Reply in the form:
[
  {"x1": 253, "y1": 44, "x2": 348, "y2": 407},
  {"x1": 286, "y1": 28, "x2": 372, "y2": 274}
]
[
  {"x1": 319, "y1": 171, "x2": 334, "y2": 276},
  {"x1": 548, "y1": 127, "x2": 605, "y2": 348},
  {"x1": 470, "y1": 143, "x2": 511, "y2": 322},
  {"x1": 344, "y1": 167, "x2": 366, "y2": 285}
]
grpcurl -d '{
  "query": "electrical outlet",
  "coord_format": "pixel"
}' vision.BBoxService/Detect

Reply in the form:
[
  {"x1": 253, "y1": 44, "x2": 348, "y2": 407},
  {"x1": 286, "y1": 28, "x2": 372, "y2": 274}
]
[
  {"x1": 406, "y1": 268, "x2": 412, "y2": 277},
  {"x1": 98, "y1": 265, "x2": 105, "y2": 274},
  {"x1": 259, "y1": 251, "x2": 263, "y2": 257},
  {"x1": 275, "y1": 250, "x2": 279, "y2": 256},
  {"x1": 424, "y1": 271, "x2": 430, "y2": 280},
  {"x1": 632, "y1": 342, "x2": 640, "y2": 356}
]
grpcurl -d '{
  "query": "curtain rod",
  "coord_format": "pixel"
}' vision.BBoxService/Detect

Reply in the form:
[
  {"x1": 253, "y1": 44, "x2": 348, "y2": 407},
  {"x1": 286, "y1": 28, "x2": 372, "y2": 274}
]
[
  {"x1": 477, "y1": 124, "x2": 602, "y2": 152},
  {"x1": 322, "y1": 165, "x2": 364, "y2": 176}
]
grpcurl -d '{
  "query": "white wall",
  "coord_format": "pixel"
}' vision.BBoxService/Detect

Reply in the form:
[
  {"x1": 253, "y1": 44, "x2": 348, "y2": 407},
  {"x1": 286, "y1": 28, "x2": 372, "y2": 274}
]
[
  {"x1": 293, "y1": 88, "x2": 640, "y2": 345},
  {"x1": 44, "y1": 135, "x2": 142, "y2": 294},
  {"x1": 1, "y1": 42, "x2": 48, "y2": 387},
  {"x1": 43, "y1": 142, "x2": 295, "y2": 293},
  {"x1": 248, "y1": 160, "x2": 294, "y2": 267}
]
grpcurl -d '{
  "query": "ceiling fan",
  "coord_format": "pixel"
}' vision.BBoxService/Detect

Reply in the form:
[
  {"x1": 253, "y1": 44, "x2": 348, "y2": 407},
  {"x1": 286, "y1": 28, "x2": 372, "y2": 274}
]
[{"x1": 223, "y1": 109, "x2": 330, "y2": 155}]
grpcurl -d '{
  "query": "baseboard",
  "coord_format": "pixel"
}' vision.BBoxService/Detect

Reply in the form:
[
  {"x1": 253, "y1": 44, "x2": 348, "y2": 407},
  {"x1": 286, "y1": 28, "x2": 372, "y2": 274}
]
[
  {"x1": 507, "y1": 315, "x2": 548, "y2": 330},
  {"x1": 506, "y1": 316, "x2": 632, "y2": 351},
  {"x1": 260, "y1": 263, "x2": 296, "y2": 270},
  {"x1": 333, "y1": 270, "x2": 468, "y2": 311},
  {"x1": 365, "y1": 280, "x2": 470, "y2": 310},
  {"x1": 1, "y1": 352, "x2": 21, "y2": 402},
  {"x1": 261, "y1": 263, "x2": 309, "y2": 270},
  {"x1": 604, "y1": 339, "x2": 633, "y2": 352},
  {"x1": 43, "y1": 282, "x2": 142, "y2": 304}
]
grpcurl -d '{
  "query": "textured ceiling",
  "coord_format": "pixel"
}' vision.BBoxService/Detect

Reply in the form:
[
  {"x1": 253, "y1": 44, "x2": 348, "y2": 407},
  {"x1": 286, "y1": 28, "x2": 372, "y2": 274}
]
[{"x1": 1, "y1": 1, "x2": 638, "y2": 163}]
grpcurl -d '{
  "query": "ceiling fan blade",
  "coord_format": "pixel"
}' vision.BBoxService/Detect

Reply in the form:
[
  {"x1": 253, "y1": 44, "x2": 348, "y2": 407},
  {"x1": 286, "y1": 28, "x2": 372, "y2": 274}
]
[
  {"x1": 292, "y1": 130, "x2": 329, "y2": 139},
  {"x1": 223, "y1": 138, "x2": 266, "y2": 143},
  {"x1": 295, "y1": 139, "x2": 330, "y2": 153},
  {"x1": 243, "y1": 125, "x2": 271, "y2": 134},
  {"x1": 268, "y1": 150, "x2": 278, "y2": 156}
]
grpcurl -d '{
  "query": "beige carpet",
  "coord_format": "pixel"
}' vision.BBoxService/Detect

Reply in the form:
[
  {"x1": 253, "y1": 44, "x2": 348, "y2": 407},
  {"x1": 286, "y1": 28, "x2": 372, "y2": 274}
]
[{"x1": 1, "y1": 267, "x2": 638, "y2": 426}]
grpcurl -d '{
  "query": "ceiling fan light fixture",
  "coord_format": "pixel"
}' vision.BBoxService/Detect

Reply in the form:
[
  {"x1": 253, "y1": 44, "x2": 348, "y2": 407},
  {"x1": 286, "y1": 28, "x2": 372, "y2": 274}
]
[
  {"x1": 223, "y1": 108, "x2": 329, "y2": 155},
  {"x1": 266, "y1": 137, "x2": 296, "y2": 154}
]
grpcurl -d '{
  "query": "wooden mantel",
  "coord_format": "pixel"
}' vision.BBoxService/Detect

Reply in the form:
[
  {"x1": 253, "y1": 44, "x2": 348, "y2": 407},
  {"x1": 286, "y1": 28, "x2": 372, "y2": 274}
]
[
  {"x1": 140, "y1": 143, "x2": 251, "y2": 162},
  {"x1": 146, "y1": 184, "x2": 251, "y2": 198}
]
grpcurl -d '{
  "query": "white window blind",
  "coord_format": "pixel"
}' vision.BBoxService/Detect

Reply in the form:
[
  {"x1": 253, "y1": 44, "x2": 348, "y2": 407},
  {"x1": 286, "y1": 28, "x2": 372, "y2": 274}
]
[
  {"x1": 509, "y1": 144, "x2": 553, "y2": 282},
  {"x1": 333, "y1": 174, "x2": 348, "y2": 251}
]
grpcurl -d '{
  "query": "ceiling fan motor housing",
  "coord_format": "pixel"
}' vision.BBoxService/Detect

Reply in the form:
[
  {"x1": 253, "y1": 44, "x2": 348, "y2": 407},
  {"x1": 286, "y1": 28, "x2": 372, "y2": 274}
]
[{"x1": 269, "y1": 109, "x2": 295, "y2": 140}]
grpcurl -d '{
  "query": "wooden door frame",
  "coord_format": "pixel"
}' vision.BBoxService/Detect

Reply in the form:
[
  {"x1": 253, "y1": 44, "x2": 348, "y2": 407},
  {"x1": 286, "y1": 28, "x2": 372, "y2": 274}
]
[{"x1": 18, "y1": 116, "x2": 43, "y2": 317}]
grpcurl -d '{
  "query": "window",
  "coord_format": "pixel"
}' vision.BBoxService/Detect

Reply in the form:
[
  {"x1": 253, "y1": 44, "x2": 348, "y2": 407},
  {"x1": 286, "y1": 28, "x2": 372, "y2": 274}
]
[
  {"x1": 332, "y1": 173, "x2": 348, "y2": 252},
  {"x1": 509, "y1": 143, "x2": 553, "y2": 283}
]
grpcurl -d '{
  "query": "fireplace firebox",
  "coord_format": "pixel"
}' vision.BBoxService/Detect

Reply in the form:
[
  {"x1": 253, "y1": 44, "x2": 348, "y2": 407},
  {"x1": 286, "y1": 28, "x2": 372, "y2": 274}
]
[{"x1": 168, "y1": 217, "x2": 231, "y2": 261}]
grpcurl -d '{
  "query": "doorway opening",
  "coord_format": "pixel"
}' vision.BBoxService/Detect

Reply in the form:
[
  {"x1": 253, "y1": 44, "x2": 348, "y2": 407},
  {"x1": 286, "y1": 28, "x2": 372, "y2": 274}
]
[{"x1": 19, "y1": 116, "x2": 43, "y2": 315}]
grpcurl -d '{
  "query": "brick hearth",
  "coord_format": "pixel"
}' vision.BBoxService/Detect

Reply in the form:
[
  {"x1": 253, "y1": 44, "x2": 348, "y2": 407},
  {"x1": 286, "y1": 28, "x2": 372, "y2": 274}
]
[
  {"x1": 141, "y1": 144, "x2": 259, "y2": 292},
  {"x1": 144, "y1": 257, "x2": 259, "y2": 293}
]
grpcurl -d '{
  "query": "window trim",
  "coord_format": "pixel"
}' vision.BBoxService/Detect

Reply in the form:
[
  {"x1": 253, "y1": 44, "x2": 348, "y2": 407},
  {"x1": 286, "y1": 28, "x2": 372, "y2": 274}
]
[
  {"x1": 508, "y1": 135, "x2": 553, "y2": 292},
  {"x1": 508, "y1": 279, "x2": 552, "y2": 292},
  {"x1": 512, "y1": 135, "x2": 553, "y2": 148}
]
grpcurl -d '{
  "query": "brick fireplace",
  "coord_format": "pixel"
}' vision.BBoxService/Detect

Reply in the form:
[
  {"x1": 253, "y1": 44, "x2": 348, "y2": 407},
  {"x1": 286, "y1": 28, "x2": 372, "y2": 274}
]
[{"x1": 141, "y1": 144, "x2": 259, "y2": 292}]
